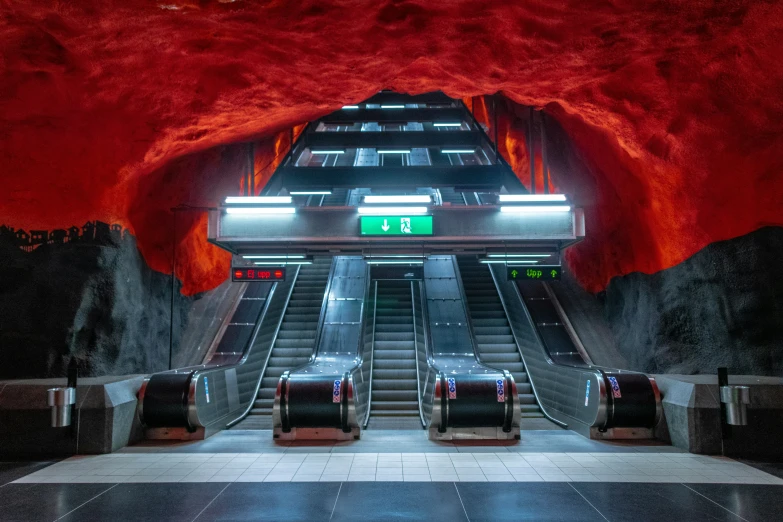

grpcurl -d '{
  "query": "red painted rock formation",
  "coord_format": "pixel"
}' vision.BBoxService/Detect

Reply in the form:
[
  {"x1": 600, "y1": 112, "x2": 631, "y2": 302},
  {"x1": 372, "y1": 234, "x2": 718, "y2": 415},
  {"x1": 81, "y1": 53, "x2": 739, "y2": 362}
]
[{"x1": 2, "y1": 0, "x2": 782, "y2": 294}]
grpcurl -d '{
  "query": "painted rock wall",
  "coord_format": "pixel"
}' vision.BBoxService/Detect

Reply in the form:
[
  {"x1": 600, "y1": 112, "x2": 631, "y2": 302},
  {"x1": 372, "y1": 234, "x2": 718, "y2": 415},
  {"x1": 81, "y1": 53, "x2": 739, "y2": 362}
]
[{"x1": 2, "y1": 0, "x2": 782, "y2": 296}]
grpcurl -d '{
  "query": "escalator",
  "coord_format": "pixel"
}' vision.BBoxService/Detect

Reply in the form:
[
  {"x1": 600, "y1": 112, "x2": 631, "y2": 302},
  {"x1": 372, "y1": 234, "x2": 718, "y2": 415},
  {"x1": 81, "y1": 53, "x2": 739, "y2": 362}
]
[
  {"x1": 366, "y1": 280, "x2": 422, "y2": 430},
  {"x1": 233, "y1": 257, "x2": 332, "y2": 429},
  {"x1": 456, "y1": 256, "x2": 542, "y2": 419}
]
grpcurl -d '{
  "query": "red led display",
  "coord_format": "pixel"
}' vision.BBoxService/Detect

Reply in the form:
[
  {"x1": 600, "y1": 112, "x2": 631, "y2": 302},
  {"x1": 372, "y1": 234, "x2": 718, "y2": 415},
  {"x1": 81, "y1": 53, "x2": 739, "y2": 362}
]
[{"x1": 231, "y1": 267, "x2": 287, "y2": 282}]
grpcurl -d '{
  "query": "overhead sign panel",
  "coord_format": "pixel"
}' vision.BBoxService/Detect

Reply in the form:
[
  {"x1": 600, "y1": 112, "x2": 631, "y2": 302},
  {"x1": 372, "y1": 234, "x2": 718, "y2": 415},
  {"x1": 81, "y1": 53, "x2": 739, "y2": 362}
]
[
  {"x1": 360, "y1": 216, "x2": 433, "y2": 236},
  {"x1": 507, "y1": 265, "x2": 561, "y2": 281},
  {"x1": 232, "y1": 267, "x2": 287, "y2": 282}
]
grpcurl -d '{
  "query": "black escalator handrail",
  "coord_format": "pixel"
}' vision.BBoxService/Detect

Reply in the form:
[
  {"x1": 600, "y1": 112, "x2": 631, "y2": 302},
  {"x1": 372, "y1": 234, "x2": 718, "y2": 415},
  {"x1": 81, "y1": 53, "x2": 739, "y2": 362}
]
[
  {"x1": 361, "y1": 280, "x2": 378, "y2": 429},
  {"x1": 224, "y1": 264, "x2": 302, "y2": 428},
  {"x1": 409, "y1": 280, "x2": 427, "y2": 428},
  {"x1": 487, "y1": 264, "x2": 569, "y2": 429}
]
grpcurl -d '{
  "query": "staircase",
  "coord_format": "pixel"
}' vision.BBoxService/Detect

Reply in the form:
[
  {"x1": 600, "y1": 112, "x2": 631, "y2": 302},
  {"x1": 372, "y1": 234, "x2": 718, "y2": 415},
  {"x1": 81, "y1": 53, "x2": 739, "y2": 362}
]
[
  {"x1": 456, "y1": 256, "x2": 542, "y2": 418},
  {"x1": 233, "y1": 257, "x2": 332, "y2": 429},
  {"x1": 367, "y1": 280, "x2": 422, "y2": 429}
]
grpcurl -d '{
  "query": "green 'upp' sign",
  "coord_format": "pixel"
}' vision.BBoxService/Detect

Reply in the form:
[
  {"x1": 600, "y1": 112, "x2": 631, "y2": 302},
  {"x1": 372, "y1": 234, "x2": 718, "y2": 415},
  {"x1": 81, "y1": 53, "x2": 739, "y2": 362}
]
[
  {"x1": 360, "y1": 216, "x2": 433, "y2": 236},
  {"x1": 507, "y1": 265, "x2": 561, "y2": 281}
]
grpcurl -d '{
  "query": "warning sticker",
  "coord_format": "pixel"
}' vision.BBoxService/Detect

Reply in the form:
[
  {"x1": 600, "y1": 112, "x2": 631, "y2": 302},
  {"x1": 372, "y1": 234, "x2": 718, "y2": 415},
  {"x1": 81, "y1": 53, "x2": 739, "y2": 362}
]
[
  {"x1": 584, "y1": 380, "x2": 591, "y2": 406},
  {"x1": 333, "y1": 379, "x2": 342, "y2": 403},
  {"x1": 496, "y1": 379, "x2": 505, "y2": 402},
  {"x1": 447, "y1": 378, "x2": 457, "y2": 399},
  {"x1": 607, "y1": 376, "x2": 622, "y2": 399}
]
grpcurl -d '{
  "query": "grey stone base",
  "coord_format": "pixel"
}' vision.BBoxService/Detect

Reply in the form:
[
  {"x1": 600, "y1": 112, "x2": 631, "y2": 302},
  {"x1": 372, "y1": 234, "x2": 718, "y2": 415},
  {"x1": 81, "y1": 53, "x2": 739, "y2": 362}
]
[
  {"x1": 655, "y1": 374, "x2": 783, "y2": 459},
  {"x1": 0, "y1": 375, "x2": 145, "y2": 458}
]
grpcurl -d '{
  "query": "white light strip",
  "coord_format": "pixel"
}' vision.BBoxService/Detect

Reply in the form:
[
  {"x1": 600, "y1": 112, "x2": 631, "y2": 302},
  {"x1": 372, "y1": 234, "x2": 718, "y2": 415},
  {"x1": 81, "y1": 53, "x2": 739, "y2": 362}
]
[
  {"x1": 499, "y1": 194, "x2": 567, "y2": 202},
  {"x1": 310, "y1": 150, "x2": 345, "y2": 155},
  {"x1": 381, "y1": 105, "x2": 405, "y2": 109},
  {"x1": 377, "y1": 150, "x2": 411, "y2": 154},
  {"x1": 363, "y1": 195, "x2": 432, "y2": 204},
  {"x1": 500, "y1": 205, "x2": 571, "y2": 213},
  {"x1": 255, "y1": 260, "x2": 312, "y2": 265},
  {"x1": 243, "y1": 255, "x2": 306, "y2": 259},
  {"x1": 357, "y1": 206, "x2": 428, "y2": 215},
  {"x1": 433, "y1": 123, "x2": 463, "y2": 127},
  {"x1": 342, "y1": 105, "x2": 359, "y2": 109},
  {"x1": 365, "y1": 255, "x2": 427, "y2": 259},
  {"x1": 367, "y1": 260, "x2": 424, "y2": 265},
  {"x1": 289, "y1": 191, "x2": 332, "y2": 195},
  {"x1": 225, "y1": 196, "x2": 292, "y2": 204},
  {"x1": 441, "y1": 149, "x2": 475, "y2": 154},
  {"x1": 486, "y1": 254, "x2": 552, "y2": 258},
  {"x1": 479, "y1": 260, "x2": 539, "y2": 264},
  {"x1": 226, "y1": 207, "x2": 296, "y2": 215}
]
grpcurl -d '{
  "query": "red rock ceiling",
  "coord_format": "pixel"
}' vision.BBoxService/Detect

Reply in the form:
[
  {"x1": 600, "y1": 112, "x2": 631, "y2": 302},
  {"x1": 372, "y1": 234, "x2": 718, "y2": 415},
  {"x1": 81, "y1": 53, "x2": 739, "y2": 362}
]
[{"x1": 2, "y1": 0, "x2": 782, "y2": 295}]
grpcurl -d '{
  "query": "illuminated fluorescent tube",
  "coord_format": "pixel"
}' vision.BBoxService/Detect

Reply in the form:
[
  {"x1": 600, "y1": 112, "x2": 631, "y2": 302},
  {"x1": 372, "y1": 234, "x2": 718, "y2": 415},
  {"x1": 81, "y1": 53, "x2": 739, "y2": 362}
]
[
  {"x1": 364, "y1": 195, "x2": 431, "y2": 204},
  {"x1": 433, "y1": 123, "x2": 463, "y2": 127},
  {"x1": 289, "y1": 191, "x2": 332, "y2": 195},
  {"x1": 342, "y1": 105, "x2": 360, "y2": 109},
  {"x1": 498, "y1": 194, "x2": 567, "y2": 202},
  {"x1": 225, "y1": 207, "x2": 296, "y2": 214},
  {"x1": 225, "y1": 196, "x2": 292, "y2": 204},
  {"x1": 367, "y1": 260, "x2": 424, "y2": 265},
  {"x1": 499, "y1": 205, "x2": 571, "y2": 213},
  {"x1": 310, "y1": 150, "x2": 345, "y2": 155},
  {"x1": 479, "y1": 259, "x2": 538, "y2": 264},
  {"x1": 441, "y1": 149, "x2": 475, "y2": 154},
  {"x1": 377, "y1": 149, "x2": 411, "y2": 154},
  {"x1": 255, "y1": 260, "x2": 312, "y2": 265},
  {"x1": 486, "y1": 254, "x2": 551, "y2": 258},
  {"x1": 365, "y1": 255, "x2": 427, "y2": 259},
  {"x1": 380, "y1": 105, "x2": 405, "y2": 109},
  {"x1": 243, "y1": 255, "x2": 306, "y2": 259},
  {"x1": 357, "y1": 206, "x2": 428, "y2": 215}
]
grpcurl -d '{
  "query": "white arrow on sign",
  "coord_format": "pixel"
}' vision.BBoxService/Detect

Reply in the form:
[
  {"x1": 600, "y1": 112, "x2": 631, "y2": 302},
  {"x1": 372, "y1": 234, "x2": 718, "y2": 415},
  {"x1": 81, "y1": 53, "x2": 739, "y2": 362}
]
[{"x1": 381, "y1": 219, "x2": 390, "y2": 232}]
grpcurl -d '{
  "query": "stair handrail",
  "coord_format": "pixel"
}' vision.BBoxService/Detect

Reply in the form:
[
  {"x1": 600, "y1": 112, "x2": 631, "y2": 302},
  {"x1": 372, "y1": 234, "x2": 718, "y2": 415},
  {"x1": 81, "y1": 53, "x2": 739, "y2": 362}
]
[
  {"x1": 362, "y1": 281, "x2": 379, "y2": 429},
  {"x1": 410, "y1": 280, "x2": 427, "y2": 427}
]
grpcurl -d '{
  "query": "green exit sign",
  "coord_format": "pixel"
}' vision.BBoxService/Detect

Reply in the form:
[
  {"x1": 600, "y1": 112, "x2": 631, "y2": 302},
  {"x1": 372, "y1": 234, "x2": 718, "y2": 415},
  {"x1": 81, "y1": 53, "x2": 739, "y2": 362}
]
[
  {"x1": 508, "y1": 265, "x2": 562, "y2": 281},
  {"x1": 360, "y1": 216, "x2": 433, "y2": 236}
]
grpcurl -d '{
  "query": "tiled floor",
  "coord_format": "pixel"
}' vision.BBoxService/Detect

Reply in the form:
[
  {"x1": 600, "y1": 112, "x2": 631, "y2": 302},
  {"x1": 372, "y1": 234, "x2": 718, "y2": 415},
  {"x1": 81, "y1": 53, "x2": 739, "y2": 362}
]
[
  {"x1": 1, "y1": 481, "x2": 782, "y2": 521},
  {"x1": 4, "y1": 430, "x2": 783, "y2": 521},
  {"x1": 13, "y1": 451, "x2": 783, "y2": 484}
]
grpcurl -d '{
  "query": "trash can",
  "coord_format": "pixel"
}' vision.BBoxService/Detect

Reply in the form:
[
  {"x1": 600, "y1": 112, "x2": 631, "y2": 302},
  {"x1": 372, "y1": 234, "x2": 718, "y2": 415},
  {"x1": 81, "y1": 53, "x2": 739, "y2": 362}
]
[
  {"x1": 47, "y1": 387, "x2": 76, "y2": 427},
  {"x1": 720, "y1": 385, "x2": 750, "y2": 426}
]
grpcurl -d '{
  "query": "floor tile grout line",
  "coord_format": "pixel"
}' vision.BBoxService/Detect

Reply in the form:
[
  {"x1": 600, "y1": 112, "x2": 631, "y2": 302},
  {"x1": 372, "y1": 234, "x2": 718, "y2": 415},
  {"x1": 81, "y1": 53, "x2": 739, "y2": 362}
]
[
  {"x1": 680, "y1": 483, "x2": 750, "y2": 522},
  {"x1": 52, "y1": 483, "x2": 119, "y2": 522},
  {"x1": 568, "y1": 483, "x2": 610, "y2": 522},
  {"x1": 453, "y1": 482, "x2": 471, "y2": 522},
  {"x1": 191, "y1": 482, "x2": 231, "y2": 522},
  {"x1": 328, "y1": 482, "x2": 343, "y2": 521}
]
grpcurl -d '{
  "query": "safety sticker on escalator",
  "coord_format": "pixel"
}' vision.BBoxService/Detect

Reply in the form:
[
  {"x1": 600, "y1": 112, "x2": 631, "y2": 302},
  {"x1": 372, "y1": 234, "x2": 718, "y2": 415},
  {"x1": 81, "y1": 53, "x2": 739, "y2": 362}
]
[
  {"x1": 447, "y1": 378, "x2": 457, "y2": 399},
  {"x1": 496, "y1": 379, "x2": 505, "y2": 402},
  {"x1": 607, "y1": 377, "x2": 622, "y2": 399},
  {"x1": 333, "y1": 380, "x2": 342, "y2": 403},
  {"x1": 584, "y1": 380, "x2": 590, "y2": 406}
]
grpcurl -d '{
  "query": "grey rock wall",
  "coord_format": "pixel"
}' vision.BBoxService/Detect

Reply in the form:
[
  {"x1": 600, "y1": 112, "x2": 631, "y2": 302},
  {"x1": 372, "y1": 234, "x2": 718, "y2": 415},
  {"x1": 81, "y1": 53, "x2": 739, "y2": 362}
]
[
  {"x1": 0, "y1": 234, "x2": 192, "y2": 378},
  {"x1": 603, "y1": 226, "x2": 783, "y2": 375}
]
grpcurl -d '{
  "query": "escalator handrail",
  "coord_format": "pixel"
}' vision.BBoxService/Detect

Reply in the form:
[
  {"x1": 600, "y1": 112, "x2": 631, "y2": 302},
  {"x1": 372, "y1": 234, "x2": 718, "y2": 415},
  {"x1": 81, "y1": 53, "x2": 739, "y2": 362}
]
[
  {"x1": 487, "y1": 264, "x2": 569, "y2": 429},
  {"x1": 362, "y1": 281, "x2": 378, "y2": 429},
  {"x1": 224, "y1": 264, "x2": 302, "y2": 428},
  {"x1": 310, "y1": 258, "x2": 338, "y2": 360},
  {"x1": 409, "y1": 280, "x2": 427, "y2": 428}
]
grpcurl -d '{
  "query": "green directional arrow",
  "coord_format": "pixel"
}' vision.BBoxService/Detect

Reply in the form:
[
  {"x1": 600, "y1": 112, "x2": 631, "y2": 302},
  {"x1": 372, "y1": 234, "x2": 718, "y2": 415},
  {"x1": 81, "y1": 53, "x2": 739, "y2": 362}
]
[
  {"x1": 511, "y1": 269, "x2": 518, "y2": 278},
  {"x1": 551, "y1": 269, "x2": 558, "y2": 278}
]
